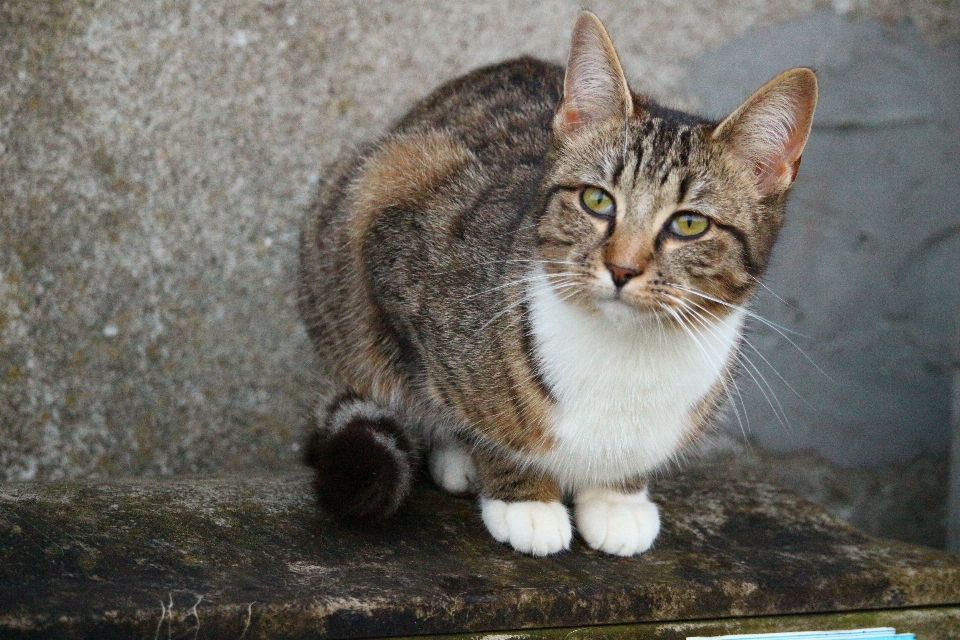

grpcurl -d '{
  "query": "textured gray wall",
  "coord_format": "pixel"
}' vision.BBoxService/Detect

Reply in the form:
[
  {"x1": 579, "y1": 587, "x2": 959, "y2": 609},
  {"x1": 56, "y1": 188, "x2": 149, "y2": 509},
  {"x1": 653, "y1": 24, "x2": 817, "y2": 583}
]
[{"x1": 2, "y1": 1, "x2": 958, "y2": 543}]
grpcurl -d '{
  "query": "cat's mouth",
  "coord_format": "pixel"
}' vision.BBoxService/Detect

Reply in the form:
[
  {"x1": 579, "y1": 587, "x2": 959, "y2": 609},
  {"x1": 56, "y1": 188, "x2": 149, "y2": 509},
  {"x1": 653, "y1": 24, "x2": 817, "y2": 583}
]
[
  {"x1": 596, "y1": 298, "x2": 664, "y2": 327},
  {"x1": 540, "y1": 267, "x2": 691, "y2": 325},
  {"x1": 593, "y1": 286, "x2": 672, "y2": 324}
]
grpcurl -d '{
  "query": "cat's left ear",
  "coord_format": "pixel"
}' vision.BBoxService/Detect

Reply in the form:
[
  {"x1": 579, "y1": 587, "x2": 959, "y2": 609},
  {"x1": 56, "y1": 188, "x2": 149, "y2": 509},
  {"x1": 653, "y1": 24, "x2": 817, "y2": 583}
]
[
  {"x1": 713, "y1": 68, "x2": 818, "y2": 196},
  {"x1": 554, "y1": 11, "x2": 633, "y2": 136}
]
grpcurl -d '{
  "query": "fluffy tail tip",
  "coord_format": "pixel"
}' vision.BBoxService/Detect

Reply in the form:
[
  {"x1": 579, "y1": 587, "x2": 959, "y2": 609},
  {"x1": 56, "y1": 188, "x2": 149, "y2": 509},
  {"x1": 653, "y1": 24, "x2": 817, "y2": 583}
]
[{"x1": 303, "y1": 416, "x2": 412, "y2": 521}]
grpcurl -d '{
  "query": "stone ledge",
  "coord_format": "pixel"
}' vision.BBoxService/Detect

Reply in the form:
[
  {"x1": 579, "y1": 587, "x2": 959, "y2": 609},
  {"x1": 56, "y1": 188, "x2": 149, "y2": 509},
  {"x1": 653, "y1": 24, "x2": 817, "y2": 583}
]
[{"x1": 2, "y1": 463, "x2": 959, "y2": 639}]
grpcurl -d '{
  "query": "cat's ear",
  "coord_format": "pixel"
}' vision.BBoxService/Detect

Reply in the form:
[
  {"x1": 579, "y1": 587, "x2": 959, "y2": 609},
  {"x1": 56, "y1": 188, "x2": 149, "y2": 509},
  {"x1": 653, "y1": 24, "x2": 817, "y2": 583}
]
[
  {"x1": 713, "y1": 68, "x2": 818, "y2": 196},
  {"x1": 554, "y1": 11, "x2": 633, "y2": 136}
]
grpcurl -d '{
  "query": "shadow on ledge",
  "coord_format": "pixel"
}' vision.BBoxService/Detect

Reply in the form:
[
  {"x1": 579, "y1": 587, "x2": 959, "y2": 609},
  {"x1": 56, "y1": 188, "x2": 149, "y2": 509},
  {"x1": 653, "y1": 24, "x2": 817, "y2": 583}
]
[{"x1": 2, "y1": 462, "x2": 959, "y2": 639}]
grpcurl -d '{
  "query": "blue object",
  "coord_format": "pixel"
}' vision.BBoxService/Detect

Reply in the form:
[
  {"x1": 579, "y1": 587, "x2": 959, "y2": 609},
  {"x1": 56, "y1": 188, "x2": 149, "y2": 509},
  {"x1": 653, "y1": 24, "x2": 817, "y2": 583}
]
[{"x1": 688, "y1": 628, "x2": 915, "y2": 640}]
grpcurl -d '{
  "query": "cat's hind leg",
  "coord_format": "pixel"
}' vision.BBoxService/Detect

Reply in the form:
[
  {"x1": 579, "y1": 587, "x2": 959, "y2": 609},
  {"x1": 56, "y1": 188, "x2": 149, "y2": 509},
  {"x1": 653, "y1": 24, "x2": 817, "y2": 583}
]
[
  {"x1": 303, "y1": 393, "x2": 415, "y2": 521},
  {"x1": 473, "y1": 450, "x2": 571, "y2": 556},
  {"x1": 574, "y1": 485, "x2": 660, "y2": 556},
  {"x1": 428, "y1": 437, "x2": 477, "y2": 495}
]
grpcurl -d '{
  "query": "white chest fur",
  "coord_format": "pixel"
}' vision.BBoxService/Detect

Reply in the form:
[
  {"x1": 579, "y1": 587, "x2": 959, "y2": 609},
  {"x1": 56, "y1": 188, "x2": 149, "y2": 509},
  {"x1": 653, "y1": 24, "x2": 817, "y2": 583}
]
[{"x1": 524, "y1": 275, "x2": 744, "y2": 490}]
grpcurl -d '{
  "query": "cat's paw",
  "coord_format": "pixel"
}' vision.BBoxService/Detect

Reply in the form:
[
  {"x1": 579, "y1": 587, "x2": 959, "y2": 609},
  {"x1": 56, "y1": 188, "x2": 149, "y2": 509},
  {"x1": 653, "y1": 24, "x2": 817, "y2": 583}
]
[
  {"x1": 574, "y1": 487, "x2": 660, "y2": 556},
  {"x1": 428, "y1": 441, "x2": 477, "y2": 494},
  {"x1": 427, "y1": 442, "x2": 477, "y2": 493},
  {"x1": 480, "y1": 499, "x2": 572, "y2": 556}
]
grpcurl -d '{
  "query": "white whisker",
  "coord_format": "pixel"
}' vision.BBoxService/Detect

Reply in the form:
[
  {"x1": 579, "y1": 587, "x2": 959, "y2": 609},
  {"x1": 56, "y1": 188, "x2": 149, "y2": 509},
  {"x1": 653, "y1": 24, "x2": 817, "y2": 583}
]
[
  {"x1": 670, "y1": 293, "x2": 791, "y2": 432},
  {"x1": 670, "y1": 282, "x2": 805, "y2": 337},
  {"x1": 669, "y1": 282, "x2": 831, "y2": 381},
  {"x1": 676, "y1": 294, "x2": 810, "y2": 406},
  {"x1": 748, "y1": 274, "x2": 797, "y2": 311},
  {"x1": 473, "y1": 295, "x2": 531, "y2": 338},
  {"x1": 736, "y1": 349, "x2": 792, "y2": 432},
  {"x1": 434, "y1": 258, "x2": 584, "y2": 276},
  {"x1": 662, "y1": 298, "x2": 748, "y2": 439},
  {"x1": 464, "y1": 271, "x2": 581, "y2": 300}
]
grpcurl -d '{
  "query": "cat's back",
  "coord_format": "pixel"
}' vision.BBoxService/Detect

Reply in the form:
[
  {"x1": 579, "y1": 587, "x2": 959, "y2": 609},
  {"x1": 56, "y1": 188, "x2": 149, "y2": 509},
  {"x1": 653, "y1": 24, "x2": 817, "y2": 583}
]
[
  {"x1": 395, "y1": 57, "x2": 564, "y2": 159},
  {"x1": 308, "y1": 56, "x2": 565, "y2": 271}
]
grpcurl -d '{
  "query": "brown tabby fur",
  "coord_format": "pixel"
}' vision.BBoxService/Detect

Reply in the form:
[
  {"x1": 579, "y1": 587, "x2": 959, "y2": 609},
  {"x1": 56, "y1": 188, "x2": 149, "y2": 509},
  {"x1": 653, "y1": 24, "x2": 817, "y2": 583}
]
[{"x1": 300, "y1": 58, "x2": 566, "y2": 455}]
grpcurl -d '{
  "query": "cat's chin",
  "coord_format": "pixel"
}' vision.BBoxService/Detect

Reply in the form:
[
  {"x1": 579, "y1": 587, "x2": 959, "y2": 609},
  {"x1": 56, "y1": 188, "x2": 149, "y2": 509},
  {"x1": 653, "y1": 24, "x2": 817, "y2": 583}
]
[{"x1": 595, "y1": 297, "x2": 663, "y2": 328}]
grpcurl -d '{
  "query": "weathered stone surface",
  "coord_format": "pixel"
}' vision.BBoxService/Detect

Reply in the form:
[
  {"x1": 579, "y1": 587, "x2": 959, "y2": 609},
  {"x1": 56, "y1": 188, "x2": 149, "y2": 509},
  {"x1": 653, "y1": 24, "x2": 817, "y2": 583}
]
[
  {"x1": 706, "y1": 435, "x2": 949, "y2": 549},
  {"x1": 2, "y1": 464, "x2": 959, "y2": 639}
]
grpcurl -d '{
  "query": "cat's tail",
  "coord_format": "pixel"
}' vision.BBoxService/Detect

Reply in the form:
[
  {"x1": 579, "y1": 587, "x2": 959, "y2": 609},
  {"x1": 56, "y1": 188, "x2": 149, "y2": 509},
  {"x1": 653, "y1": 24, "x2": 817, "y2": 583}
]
[{"x1": 303, "y1": 394, "x2": 415, "y2": 521}]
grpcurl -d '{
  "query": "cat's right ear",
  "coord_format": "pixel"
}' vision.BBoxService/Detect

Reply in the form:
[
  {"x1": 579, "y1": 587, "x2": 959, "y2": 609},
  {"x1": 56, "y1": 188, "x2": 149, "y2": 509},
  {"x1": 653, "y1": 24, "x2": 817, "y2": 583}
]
[{"x1": 554, "y1": 11, "x2": 633, "y2": 136}]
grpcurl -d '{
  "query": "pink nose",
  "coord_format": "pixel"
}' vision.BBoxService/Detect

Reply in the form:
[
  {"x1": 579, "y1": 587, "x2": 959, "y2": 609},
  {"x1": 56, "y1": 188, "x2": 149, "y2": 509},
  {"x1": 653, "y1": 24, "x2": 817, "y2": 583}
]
[{"x1": 606, "y1": 263, "x2": 642, "y2": 289}]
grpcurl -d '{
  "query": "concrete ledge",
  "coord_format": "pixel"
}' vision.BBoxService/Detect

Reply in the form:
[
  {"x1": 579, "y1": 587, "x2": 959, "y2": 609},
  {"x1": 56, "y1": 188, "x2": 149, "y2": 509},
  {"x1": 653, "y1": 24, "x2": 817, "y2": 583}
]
[{"x1": 3, "y1": 463, "x2": 960, "y2": 639}]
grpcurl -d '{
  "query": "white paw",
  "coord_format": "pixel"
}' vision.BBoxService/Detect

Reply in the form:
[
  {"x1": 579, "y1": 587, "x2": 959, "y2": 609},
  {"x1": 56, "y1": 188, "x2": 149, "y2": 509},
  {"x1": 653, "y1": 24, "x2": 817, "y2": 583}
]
[
  {"x1": 428, "y1": 441, "x2": 477, "y2": 494},
  {"x1": 574, "y1": 487, "x2": 660, "y2": 556},
  {"x1": 480, "y1": 499, "x2": 572, "y2": 556}
]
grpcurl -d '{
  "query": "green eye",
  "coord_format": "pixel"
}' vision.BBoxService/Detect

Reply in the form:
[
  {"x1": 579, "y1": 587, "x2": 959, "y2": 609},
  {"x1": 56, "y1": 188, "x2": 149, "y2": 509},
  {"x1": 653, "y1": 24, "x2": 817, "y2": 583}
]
[
  {"x1": 580, "y1": 186, "x2": 615, "y2": 218},
  {"x1": 668, "y1": 212, "x2": 710, "y2": 238}
]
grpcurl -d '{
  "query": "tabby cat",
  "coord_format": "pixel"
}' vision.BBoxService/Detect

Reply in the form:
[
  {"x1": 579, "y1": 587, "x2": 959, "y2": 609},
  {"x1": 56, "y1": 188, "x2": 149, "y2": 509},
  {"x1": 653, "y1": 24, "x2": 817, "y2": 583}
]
[{"x1": 299, "y1": 11, "x2": 817, "y2": 556}]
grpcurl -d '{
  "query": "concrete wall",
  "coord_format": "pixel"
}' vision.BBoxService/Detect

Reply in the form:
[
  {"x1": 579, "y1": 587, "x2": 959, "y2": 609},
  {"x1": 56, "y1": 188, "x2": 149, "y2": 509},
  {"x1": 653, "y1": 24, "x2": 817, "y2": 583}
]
[{"x1": 2, "y1": 1, "x2": 958, "y2": 545}]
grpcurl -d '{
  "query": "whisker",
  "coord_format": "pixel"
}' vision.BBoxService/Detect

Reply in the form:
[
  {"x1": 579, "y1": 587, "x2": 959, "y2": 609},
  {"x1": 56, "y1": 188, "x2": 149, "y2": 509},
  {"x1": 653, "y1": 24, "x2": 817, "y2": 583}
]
[
  {"x1": 676, "y1": 295, "x2": 810, "y2": 407},
  {"x1": 735, "y1": 349, "x2": 792, "y2": 432},
  {"x1": 740, "y1": 340, "x2": 812, "y2": 407},
  {"x1": 464, "y1": 271, "x2": 581, "y2": 300},
  {"x1": 669, "y1": 282, "x2": 806, "y2": 338},
  {"x1": 668, "y1": 282, "x2": 831, "y2": 381},
  {"x1": 473, "y1": 295, "x2": 531, "y2": 338},
  {"x1": 748, "y1": 274, "x2": 796, "y2": 310},
  {"x1": 663, "y1": 298, "x2": 749, "y2": 438},
  {"x1": 671, "y1": 294, "x2": 791, "y2": 432},
  {"x1": 434, "y1": 258, "x2": 584, "y2": 276},
  {"x1": 474, "y1": 276, "x2": 583, "y2": 349},
  {"x1": 681, "y1": 309, "x2": 750, "y2": 436}
]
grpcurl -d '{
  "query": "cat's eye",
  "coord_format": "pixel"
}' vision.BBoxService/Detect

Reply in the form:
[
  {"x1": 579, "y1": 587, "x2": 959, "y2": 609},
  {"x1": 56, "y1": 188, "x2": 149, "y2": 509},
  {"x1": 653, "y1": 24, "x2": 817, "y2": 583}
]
[
  {"x1": 667, "y1": 212, "x2": 710, "y2": 238},
  {"x1": 580, "y1": 186, "x2": 615, "y2": 218}
]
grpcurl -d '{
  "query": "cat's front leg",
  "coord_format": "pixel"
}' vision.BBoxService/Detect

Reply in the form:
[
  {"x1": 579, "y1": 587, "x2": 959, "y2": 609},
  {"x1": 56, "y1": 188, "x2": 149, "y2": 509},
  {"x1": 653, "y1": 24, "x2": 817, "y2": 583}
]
[
  {"x1": 474, "y1": 451, "x2": 571, "y2": 556},
  {"x1": 574, "y1": 486, "x2": 660, "y2": 556}
]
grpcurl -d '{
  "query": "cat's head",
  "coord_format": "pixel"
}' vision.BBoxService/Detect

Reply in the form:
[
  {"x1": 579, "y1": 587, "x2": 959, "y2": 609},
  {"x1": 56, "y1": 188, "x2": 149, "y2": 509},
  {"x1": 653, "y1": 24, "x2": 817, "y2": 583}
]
[{"x1": 536, "y1": 11, "x2": 817, "y2": 327}]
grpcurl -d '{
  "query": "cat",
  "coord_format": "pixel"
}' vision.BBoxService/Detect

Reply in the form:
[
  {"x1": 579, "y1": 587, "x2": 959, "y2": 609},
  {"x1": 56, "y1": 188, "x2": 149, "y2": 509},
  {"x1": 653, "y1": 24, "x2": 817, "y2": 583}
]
[{"x1": 298, "y1": 10, "x2": 817, "y2": 557}]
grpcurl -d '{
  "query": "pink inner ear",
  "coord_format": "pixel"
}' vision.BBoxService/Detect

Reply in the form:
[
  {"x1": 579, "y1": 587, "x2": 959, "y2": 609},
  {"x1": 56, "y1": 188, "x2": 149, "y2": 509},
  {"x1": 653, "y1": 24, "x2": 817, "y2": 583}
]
[
  {"x1": 753, "y1": 128, "x2": 808, "y2": 194},
  {"x1": 790, "y1": 155, "x2": 802, "y2": 181},
  {"x1": 557, "y1": 104, "x2": 583, "y2": 133},
  {"x1": 753, "y1": 154, "x2": 786, "y2": 186},
  {"x1": 754, "y1": 158, "x2": 789, "y2": 195}
]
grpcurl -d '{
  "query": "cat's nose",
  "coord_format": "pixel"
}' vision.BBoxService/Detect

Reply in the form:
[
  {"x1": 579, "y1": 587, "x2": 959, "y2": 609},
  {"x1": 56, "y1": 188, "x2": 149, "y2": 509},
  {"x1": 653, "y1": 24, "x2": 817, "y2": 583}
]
[{"x1": 605, "y1": 262, "x2": 642, "y2": 289}]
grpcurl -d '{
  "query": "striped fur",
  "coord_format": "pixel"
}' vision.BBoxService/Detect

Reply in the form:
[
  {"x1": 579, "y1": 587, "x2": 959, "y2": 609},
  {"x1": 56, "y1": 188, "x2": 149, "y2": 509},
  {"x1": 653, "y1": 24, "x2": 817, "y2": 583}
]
[{"x1": 299, "y1": 11, "x2": 816, "y2": 555}]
